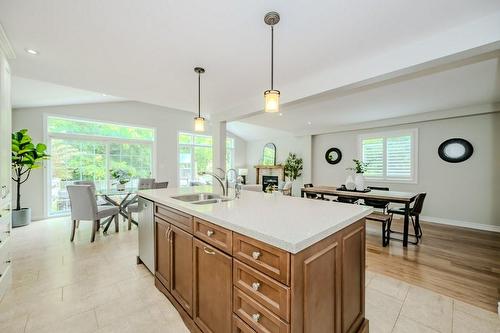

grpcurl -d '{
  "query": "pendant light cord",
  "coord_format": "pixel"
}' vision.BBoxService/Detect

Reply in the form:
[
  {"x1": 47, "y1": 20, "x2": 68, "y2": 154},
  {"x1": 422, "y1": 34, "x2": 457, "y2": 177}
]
[
  {"x1": 198, "y1": 71, "x2": 201, "y2": 118},
  {"x1": 271, "y1": 25, "x2": 274, "y2": 90}
]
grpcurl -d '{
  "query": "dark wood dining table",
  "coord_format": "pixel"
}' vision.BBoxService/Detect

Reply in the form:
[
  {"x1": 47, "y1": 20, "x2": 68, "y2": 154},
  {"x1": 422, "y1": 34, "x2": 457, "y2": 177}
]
[{"x1": 301, "y1": 186, "x2": 419, "y2": 247}]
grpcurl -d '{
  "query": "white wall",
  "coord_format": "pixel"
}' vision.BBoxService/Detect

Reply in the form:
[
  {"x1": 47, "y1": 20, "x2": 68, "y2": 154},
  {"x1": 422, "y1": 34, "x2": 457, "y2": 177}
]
[
  {"x1": 245, "y1": 135, "x2": 311, "y2": 196},
  {"x1": 12, "y1": 101, "x2": 246, "y2": 220},
  {"x1": 312, "y1": 113, "x2": 500, "y2": 228}
]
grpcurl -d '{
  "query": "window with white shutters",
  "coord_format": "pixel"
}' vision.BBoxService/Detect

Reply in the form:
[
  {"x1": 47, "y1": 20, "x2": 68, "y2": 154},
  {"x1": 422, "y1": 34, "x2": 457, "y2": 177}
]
[{"x1": 359, "y1": 129, "x2": 418, "y2": 183}]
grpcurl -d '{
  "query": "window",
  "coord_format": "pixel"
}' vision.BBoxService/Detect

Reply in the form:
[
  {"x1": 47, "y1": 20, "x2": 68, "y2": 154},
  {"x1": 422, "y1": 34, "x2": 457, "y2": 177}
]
[
  {"x1": 359, "y1": 129, "x2": 417, "y2": 183},
  {"x1": 226, "y1": 137, "x2": 235, "y2": 171},
  {"x1": 178, "y1": 132, "x2": 213, "y2": 187},
  {"x1": 47, "y1": 116, "x2": 155, "y2": 215}
]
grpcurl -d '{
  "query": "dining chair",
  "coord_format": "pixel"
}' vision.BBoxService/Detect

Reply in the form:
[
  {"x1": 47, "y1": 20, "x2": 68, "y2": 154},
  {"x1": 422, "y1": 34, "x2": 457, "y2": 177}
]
[
  {"x1": 303, "y1": 183, "x2": 330, "y2": 200},
  {"x1": 153, "y1": 181, "x2": 169, "y2": 189},
  {"x1": 387, "y1": 193, "x2": 427, "y2": 245},
  {"x1": 126, "y1": 178, "x2": 156, "y2": 230},
  {"x1": 67, "y1": 185, "x2": 120, "y2": 242},
  {"x1": 74, "y1": 180, "x2": 110, "y2": 206},
  {"x1": 363, "y1": 186, "x2": 390, "y2": 213}
]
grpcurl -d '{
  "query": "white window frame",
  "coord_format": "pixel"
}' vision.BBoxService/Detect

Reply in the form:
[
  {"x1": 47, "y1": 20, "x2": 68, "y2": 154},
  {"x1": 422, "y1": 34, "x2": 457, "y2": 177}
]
[
  {"x1": 177, "y1": 131, "x2": 213, "y2": 187},
  {"x1": 357, "y1": 128, "x2": 418, "y2": 184},
  {"x1": 44, "y1": 114, "x2": 157, "y2": 217},
  {"x1": 226, "y1": 136, "x2": 235, "y2": 171}
]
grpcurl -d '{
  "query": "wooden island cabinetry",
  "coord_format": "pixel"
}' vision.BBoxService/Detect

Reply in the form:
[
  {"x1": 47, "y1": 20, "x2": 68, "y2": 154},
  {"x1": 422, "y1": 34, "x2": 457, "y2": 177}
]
[{"x1": 151, "y1": 201, "x2": 368, "y2": 333}]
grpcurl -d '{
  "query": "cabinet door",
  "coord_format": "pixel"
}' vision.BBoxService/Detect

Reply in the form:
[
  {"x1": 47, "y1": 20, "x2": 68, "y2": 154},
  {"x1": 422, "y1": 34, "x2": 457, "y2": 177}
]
[
  {"x1": 193, "y1": 239, "x2": 232, "y2": 333},
  {"x1": 0, "y1": 56, "x2": 11, "y2": 205},
  {"x1": 155, "y1": 219, "x2": 171, "y2": 290},
  {"x1": 170, "y1": 225, "x2": 193, "y2": 317}
]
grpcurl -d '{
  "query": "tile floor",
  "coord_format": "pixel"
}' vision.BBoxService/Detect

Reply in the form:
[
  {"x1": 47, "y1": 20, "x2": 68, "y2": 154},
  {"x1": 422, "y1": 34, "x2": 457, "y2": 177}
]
[{"x1": 0, "y1": 217, "x2": 499, "y2": 333}]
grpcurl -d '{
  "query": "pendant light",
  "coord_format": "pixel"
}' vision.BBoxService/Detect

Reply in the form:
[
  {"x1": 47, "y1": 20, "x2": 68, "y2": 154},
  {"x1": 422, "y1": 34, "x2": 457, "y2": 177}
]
[
  {"x1": 264, "y1": 11, "x2": 280, "y2": 113},
  {"x1": 194, "y1": 67, "x2": 206, "y2": 132}
]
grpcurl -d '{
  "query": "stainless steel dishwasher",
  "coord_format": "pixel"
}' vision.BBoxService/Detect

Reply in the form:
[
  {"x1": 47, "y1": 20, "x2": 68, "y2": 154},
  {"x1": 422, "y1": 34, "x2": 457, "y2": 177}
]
[{"x1": 137, "y1": 197, "x2": 154, "y2": 273}]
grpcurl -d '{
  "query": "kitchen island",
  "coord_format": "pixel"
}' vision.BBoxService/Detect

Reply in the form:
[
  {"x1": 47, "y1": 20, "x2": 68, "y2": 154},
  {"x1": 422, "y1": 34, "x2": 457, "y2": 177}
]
[{"x1": 138, "y1": 186, "x2": 372, "y2": 333}]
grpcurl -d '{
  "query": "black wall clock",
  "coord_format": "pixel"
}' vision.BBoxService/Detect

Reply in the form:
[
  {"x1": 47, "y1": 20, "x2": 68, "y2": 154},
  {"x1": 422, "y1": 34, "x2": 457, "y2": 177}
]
[
  {"x1": 438, "y1": 138, "x2": 473, "y2": 163},
  {"x1": 325, "y1": 147, "x2": 342, "y2": 165}
]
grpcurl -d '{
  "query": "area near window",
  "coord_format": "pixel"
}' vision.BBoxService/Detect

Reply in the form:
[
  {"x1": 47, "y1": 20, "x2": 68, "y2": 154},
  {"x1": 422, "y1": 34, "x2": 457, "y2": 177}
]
[
  {"x1": 358, "y1": 129, "x2": 418, "y2": 183},
  {"x1": 46, "y1": 115, "x2": 155, "y2": 216},
  {"x1": 177, "y1": 132, "x2": 235, "y2": 187}
]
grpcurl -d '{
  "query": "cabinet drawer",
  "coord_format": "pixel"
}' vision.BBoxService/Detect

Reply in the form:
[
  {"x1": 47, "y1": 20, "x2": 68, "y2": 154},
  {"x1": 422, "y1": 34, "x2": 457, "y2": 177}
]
[
  {"x1": 233, "y1": 260, "x2": 290, "y2": 322},
  {"x1": 0, "y1": 236, "x2": 10, "y2": 278},
  {"x1": 155, "y1": 204, "x2": 193, "y2": 233},
  {"x1": 233, "y1": 287, "x2": 289, "y2": 333},
  {"x1": 233, "y1": 314, "x2": 256, "y2": 333},
  {"x1": 233, "y1": 233, "x2": 290, "y2": 285},
  {"x1": 194, "y1": 217, "x2": 232, "y2": 255}
]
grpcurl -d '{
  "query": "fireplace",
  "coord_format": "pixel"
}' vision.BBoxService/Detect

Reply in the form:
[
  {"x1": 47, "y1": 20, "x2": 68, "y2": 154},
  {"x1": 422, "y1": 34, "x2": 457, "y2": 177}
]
[{"x1": 262, "y1": 175, "x2": 279, "y2": 192}]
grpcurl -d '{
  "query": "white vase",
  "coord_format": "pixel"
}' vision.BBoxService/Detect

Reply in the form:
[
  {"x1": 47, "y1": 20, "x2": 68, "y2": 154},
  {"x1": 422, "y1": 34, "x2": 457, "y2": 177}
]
[
  {"x1": 354, "y1": 173, "x2": 365, "y2": 191},
  {"x1": 345, "y1": 175, "x2": 356, "y2": 190},
  {"x1": 117, "y1": 183, "x2": 125, "y2": 191}
]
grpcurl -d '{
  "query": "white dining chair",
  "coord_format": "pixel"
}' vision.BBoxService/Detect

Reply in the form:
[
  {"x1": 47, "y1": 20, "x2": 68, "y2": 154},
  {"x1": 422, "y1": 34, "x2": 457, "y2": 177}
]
[
  {"x1": 67, "y1": 185, "x2": 120, "y2": 242},
  {"x1": 125, "y1": 178, "x2": 157, "y2": 230}
]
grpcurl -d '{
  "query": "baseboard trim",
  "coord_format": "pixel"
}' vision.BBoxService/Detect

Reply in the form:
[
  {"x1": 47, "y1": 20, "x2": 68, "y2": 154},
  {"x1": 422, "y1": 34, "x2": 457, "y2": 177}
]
[{"x1": 419, "y1": 215, "x2": 500, "y2": 233}]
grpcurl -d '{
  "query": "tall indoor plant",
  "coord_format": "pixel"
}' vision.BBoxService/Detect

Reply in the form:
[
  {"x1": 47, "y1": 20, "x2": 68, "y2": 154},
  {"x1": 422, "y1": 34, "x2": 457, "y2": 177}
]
[
  {"x1": 11, "y1": 129, "x2": 49, "y2": 227},
  {"x1": 284, "y1": 153, "x2": 303, "y2": 195}
]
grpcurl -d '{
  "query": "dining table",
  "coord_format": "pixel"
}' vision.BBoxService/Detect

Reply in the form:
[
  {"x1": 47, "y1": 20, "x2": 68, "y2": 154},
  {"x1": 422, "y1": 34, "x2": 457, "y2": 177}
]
[
  {"x1": 301, "y1": 186, "x2": 419, "y2": 247},
  {"x1": 97, "y1": 189, "x2": 138, "y2": 233}
]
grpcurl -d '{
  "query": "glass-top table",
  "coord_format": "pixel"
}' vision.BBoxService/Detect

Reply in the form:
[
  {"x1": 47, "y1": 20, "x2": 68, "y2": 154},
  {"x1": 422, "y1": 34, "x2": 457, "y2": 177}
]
[{"x1": 96, "y1": 189, "x2": 138, "y2": 233}]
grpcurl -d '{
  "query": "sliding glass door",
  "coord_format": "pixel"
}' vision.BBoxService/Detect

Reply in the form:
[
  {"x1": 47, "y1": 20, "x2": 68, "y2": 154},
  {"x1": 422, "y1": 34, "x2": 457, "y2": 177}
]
[{"x1": 47, "y1": 116, "x2": 155, "y2": 216}]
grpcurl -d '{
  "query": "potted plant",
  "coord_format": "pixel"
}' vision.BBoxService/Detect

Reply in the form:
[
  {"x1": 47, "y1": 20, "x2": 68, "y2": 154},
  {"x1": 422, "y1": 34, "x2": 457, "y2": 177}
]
[
  {"x1": 347, "y1": 159, "x2": 369, "y2": 191},
  {"x1": 284, "y1": 153, "x2": 303, "y2": 195},
  {"x1": 11, "y1": 129, "x2": 50, "y2": 227},
  {"x1": 110, "y1": 168, "x2": 131, "y2": 191}
]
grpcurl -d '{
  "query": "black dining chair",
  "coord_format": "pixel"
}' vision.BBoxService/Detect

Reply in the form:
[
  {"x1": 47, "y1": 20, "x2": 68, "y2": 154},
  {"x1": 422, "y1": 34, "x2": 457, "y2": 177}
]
[
  {"x1": 303, "y1": 183, "x2": 330, "y2": 201},
  {"x1": 363, "y1": 186, "x2": 390, "y2": 213},
  {"x1": 387, "y1": 193, "x2": 427, "y2": 245}
]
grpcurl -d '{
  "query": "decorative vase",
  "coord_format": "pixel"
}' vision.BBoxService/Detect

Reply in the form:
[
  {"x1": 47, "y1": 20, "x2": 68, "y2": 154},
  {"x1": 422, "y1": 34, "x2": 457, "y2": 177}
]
[
  {"x1": 117, "y1": 183, "x2": 126, "y2": 191},
  {"x1": 345, "y1": 175, "x2": 356, "y2": 190},
  {"x1": 354, "y1": 173, "x2": 365, "y2": 191}
]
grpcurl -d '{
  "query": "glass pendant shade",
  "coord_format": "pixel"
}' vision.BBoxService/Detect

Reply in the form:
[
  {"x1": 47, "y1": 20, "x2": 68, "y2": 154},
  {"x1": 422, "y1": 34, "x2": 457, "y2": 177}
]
[
  {"x1": 194, "y1": 116, "x2": 205, "y2": 132},
  {"x1": 264, "y1": 89, "x2": 280, "y2": 113}
]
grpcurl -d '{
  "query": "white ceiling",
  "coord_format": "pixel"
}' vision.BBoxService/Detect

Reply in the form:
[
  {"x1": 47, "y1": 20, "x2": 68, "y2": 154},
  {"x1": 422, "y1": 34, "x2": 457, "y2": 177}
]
[
  {"x1": 12, "y1": 76, "x2": 125, "y2": 108},
  {"x1": 235, "y1": 52, "x2": 500, "y2": 137},
  {"x1": 1, "y1": 0, "x2": 500, "y2": 118}
]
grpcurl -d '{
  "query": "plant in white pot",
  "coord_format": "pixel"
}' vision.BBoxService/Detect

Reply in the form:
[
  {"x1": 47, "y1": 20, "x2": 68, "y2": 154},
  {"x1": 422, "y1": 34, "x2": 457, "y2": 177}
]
[
  {"x1": 11, "y1": 129, "x2": 50, "y2": 227},
  {"x1": 284, "y1": 153, "x2": 303, "y2": 196},
  {"x1": 347, "y1": 159, "x2": 369, "y2": 191}
]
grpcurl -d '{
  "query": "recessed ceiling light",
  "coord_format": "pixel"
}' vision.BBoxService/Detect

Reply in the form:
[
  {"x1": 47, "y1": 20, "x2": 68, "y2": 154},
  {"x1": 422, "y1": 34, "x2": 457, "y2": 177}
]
[
  {"x1": 25, "y1": 48, "x2": 39, "y2": 55},
  {"x1": 307, "y1": 121, "x2": 312, "y2": 125},
  {"x1": 101, "y1": 93, "x2": 107, "y2": 96},
  {"x1": 279, "y1": 113, "x2": 283, "y2": 116}
]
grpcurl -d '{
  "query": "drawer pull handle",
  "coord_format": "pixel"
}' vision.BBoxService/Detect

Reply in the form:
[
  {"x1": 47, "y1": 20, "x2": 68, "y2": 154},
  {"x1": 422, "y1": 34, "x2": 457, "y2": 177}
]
[
  {"x1": 251, "y1": 313, "x2": 261, "y2": 322},
  {"x1": 206, "y1": 230, "x2": 214, "y2": 237},
  {"x1": 251, "y1": 251, "x2": 261, "y2": 260},
  {"x1": 203, "y1": 247, "x2": 215, "y2": 255},
  {"x1": 5, "y1": 260, "x2": 11, "y2": 264},
  {"x1": 251, "y1": 282, "x2": 260, "y2": 291}
]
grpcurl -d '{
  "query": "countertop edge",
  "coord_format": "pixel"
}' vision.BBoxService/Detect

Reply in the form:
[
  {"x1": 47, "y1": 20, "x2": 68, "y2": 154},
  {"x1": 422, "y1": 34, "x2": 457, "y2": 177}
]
[{"x1": 138, "y1": 190, "x2": 372, "y2": 254}]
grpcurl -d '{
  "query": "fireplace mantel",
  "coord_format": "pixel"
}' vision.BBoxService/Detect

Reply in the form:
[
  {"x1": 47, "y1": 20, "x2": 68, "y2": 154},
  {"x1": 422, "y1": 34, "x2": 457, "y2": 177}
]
[{"x1": 254, "y1": 164, "x2": 285, "y2": 184}]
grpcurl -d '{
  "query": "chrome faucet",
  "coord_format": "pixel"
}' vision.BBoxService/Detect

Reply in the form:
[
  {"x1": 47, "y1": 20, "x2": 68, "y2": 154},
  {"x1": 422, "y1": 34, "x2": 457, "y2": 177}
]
[{"x1": 199, "y1": 171, "x2": 227, "y2": 196}]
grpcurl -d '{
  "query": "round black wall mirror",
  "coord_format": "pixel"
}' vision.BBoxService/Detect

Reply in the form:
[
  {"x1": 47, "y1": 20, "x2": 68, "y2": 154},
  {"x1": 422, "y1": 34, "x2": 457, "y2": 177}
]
[
  {"x1": 325, "y1": 148, "x2": 342, "y2": 165},
  {"x1": 438, "y1": 138, "x2": 473, "y2": 163}
]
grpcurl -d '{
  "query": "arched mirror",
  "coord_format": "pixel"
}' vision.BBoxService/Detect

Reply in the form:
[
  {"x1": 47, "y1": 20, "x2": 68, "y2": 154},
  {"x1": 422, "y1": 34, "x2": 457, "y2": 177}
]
[{"x1": 262, "y1": 143, "x2": 277, "y2": 165}]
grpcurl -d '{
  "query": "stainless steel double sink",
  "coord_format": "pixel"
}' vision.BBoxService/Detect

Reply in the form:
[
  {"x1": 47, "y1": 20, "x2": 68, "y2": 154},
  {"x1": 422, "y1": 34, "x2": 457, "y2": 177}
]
[{"x1": 171, "y1": 193, "x2": 231, "y2": 205}]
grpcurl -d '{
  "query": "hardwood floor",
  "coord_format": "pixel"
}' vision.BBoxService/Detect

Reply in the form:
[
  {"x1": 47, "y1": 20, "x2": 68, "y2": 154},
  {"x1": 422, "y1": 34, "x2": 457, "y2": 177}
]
[{"x1": 365, "y1": 218, "x2": 500, "y2": 313}]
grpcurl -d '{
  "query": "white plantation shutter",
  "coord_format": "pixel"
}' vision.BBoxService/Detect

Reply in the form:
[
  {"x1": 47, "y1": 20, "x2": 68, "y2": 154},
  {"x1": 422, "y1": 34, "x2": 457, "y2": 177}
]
[
  {"x1": 362, "y1": 138, "x2": 383, "y2": 178},
  {"x1": 359, "y1": 129, "x2": 417, "y2": 183},
  {"x1": 386, "y1": 135, "x2": 412, "y2": 179}
]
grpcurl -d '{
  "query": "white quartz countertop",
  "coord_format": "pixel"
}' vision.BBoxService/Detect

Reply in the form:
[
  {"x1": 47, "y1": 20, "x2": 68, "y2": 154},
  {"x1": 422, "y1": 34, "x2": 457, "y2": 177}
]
[{"x1": 138, "y1": 186, "x2": 372, "y2": 254}]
